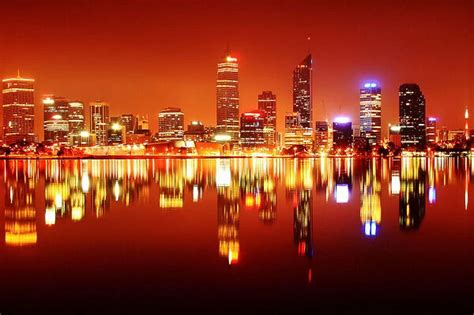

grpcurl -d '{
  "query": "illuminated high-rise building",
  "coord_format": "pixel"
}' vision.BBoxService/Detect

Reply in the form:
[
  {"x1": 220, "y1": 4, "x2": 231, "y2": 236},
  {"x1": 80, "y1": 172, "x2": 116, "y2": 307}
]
[
  {"x1": 68, "y1": 101, "x2": 85, "y2": 134},
  {"x1": 399, "y1": 84, "x2": 426, "y2": 149},
  {"x1": 216, "y1": 53, "x2": 240, "y2": 142},
  {"x1": 158, "y1": 107, "x2": 184, "y2": 141},
  {"x1": 43, "y1": 95, "x2": 70, "y2": 144},
  {"x1": 257, "y1": 91, "x2": 277, "y2": 146},
  {"x1": 120, "y1": 114, "x2": 136, "y2": 134},
  {"x1": 426, "y1": 117, "x2": 437, "y2": 145},
  {"x1": 293, "y1": 54, "x2": 312, "y2": 128},
  {"x1": 2, "y1": 75, "x2": 35, "y2": 144},
  {"x1": 332, "y1": 117, "x2": 353, "y2": 150},
  {"x1": 359, "y1": 82, "x2": 382, "y2": 145},
  {"x1": 239, "y1": 110, "x2": 265, "y2": 148},
  {"x1": 90, "y1": 101, "x2": 110, "y2": 145},
  {"x1": 464, "y1": 108, "x2": 469, "y2": 141}
]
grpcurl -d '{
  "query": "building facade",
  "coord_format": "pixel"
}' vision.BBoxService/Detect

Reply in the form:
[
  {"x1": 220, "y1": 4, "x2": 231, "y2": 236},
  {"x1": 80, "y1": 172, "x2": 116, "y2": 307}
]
[
  {"x1": 68, "y1": 101, "x2": 85, "y2": 135},
  {"x1": 120, "y1": 114, "x2": 136, "y2": 134},
  {"x1": 426, "y1": 117, "x2": 437, "y2": 146},
  {"x1": 216, "y1": 54, "x2": 240, "y2": 142},
  {"x1": 43, "y1": 96, "x2": 70, "y2": 144},
  {"x1": 332, "y1": 118, "x2": 353, "y2": 150},
  {"x1": 399, "y1": 84, "x2": 426, "y2": 149},
  {"x1": 314, "y1": 121, "x2": 329, "y2": 149},
  {"x1": 158, "y1": 107, "x2": 184, "y2": 141},
  {"x1": 2, "y1": 76, "x2": 35, "y2": 144},
  {"x1": 90, "y1": 101, "x2": 110, "y2": 146},
  {"x1": 359, "y1": 82, "x2": 382, "y2": 145},
  {"x1": 239, "y1": 110, "x2": 265, "y2": 148},
  {"x1": 257, "y1": 91, "x2": 277, "y2": 146},
  {"x1": 293, "y1": 54, "x2": 312, "y2": 129}
]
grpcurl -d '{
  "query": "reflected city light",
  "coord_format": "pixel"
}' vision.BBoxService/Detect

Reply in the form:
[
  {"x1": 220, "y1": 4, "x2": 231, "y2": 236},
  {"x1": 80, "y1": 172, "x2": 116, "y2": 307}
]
[{"x1": 335, "y1": 184, "x2": 349, "y2": 203}]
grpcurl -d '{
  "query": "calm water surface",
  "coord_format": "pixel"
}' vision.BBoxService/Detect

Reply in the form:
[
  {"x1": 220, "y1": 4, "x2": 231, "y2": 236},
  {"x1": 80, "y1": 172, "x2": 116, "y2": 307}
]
[{"x1": 0, "y1": 158, "x2": 473, "y2": 314}]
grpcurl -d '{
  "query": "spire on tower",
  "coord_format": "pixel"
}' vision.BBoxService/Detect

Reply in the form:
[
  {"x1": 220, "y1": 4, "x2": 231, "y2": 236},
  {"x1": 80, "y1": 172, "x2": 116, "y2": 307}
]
[{"x1": 17, "y1": 68, "x2": 20, "y2": 78}]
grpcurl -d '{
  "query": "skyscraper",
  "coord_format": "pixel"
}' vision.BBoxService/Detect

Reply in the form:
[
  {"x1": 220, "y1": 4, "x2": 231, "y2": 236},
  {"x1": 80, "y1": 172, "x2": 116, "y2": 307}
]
[
  {"x1": 257, "y1": 91, "x2": 277, "y2": 146},
  {"x1": 293, "y1": 54, "x2": 312, "y2": 128},
  {"x1": 239, "y1": 110, "x2": 265, "y2": 148},
  {"x1": 43, "y1": 95, "x2": 70, "y2": 144},
  {"x1": 399, "y1": 84, "x2": 426, "y2": 149},
  {"x1": 359, "y1": 82, "x2": 382, "y2": 145},
  {"x1": 90, "y1": 101, "x2": 110, "y2": 145},
  {"x1": 158, "y1": 107, "x2": 184, "y2": 141},
  {"x1": 2, "y1": 75, "x2": 35, "y2": 144},
  {"x1": 216, "y1": 54, "x2": 239, "y2": 142}
]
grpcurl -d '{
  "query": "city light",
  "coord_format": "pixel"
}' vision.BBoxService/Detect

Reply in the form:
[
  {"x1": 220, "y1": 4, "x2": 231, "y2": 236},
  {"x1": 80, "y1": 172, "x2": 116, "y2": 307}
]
[{"x1": 334, "y1": 116, "x2": 351, "y2": 124}]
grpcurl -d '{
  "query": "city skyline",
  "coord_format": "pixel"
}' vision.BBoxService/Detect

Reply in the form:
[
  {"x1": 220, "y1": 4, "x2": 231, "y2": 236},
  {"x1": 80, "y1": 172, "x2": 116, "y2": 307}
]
[{"x1": 0, "y1": 0, "x2": 472, "y2": 136}]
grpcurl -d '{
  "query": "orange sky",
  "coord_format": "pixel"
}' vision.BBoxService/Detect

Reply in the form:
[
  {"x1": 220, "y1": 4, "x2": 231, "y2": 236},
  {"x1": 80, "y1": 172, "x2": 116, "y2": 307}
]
[{"x1": 0, "y1": 0, "x2": 472, "y2": 136}]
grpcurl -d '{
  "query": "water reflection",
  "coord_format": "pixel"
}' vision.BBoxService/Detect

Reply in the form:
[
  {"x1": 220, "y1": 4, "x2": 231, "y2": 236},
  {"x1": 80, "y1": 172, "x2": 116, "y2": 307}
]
[{"x1": 1, "y1": 157, "x2": 472, "y2": 254}]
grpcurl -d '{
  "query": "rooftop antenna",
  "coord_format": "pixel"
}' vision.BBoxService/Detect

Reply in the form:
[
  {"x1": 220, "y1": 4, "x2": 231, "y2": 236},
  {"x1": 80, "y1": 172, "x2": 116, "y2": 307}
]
[
  {"x1": 17, "y1": 68, "x2": 20, "y2": 78},
  {"x1": 307, "y1": 36, "x2": 311, "y2": 54}
]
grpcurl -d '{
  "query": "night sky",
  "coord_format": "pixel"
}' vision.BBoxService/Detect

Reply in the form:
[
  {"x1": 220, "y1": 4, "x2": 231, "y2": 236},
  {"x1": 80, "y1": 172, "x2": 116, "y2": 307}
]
[{"x1": 0, "y1": 0, "x2": 472, "y2": 135}]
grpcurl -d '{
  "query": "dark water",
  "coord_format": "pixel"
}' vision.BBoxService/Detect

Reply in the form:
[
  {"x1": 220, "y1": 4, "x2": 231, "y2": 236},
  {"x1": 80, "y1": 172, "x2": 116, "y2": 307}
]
[{"x1": 0, "y1": 158, "x2": 473, "y2": 314}]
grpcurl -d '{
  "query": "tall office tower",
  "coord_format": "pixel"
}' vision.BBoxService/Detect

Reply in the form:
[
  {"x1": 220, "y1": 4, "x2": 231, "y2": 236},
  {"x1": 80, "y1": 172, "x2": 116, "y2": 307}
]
[
  {"x1": 216, "y1": 53, "x2": 240, "y2": 142},
  {"x1": 43, "y1": 96, "x2": 70, "y2": 144},
  {"x1": 257, "y1": 91, "x2": 277, "y2": 145},
  {"x1": 399, "y1": 84, "x2": 426, "y2": 149},
  {"x1": 314, "y1": 120, "x2": 329, "y2": 149},
  {"x1": 332, "y1": 117, "x2": 353, "y2": 150},
  {"x1": 2, "y1": 75, "x2": 35, "y2": 144},
  {"x1": 426, "y1": 117, "x2": 437, "y2": 145},
  {"x1": 293, "y1": 54, "x2": 312, "y2": 128},
  {"x1": 68, "y1": 101, "x2": 85, "y2": 134},
  {"x1": 239, "y1": 110, "x2": 265, "y2": 148},
  {"x1": 359, "y1": 82, "x2": 382, "y2": 145},
  {"x1": 158, "y1": 107, "x2": 184, "y2": 141},
  {"x1": 120, "y1": 114, "x2": 136, "y2": 134},
  {"x1": 90, "y1": 101, "x2": 110, "y2": 145}
]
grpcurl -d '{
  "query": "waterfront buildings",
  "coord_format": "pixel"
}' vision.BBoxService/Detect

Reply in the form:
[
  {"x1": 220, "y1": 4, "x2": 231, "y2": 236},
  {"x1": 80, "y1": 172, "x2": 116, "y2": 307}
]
[
  {"x1": 184, "y1": 121, "x2": 206, "y2": 142},
  {"x1": 332, "y1": 117, "x2": 353, "y2": 150},
  {"x1": 43, "y1": 96, "x2": 70, "y2": 144},
  {"x1": 216, "y1": 54, "x2": 240, "y2": 142},
  {"x1": 68, "y1": 101, "x2": 85, "y2": 134},
  {"x1": 90, "y1": 101, "x2": 110, "y2": 146},
  {"x1": 359, "y1": 82, "x2": 382, "y2": 145},
  {"x1": 314, "y1": 121, "x2": 329, "y2": 149},
  {"x1": 293, "y1": 54, "x2": 312, "y2": 128},
  {"x1": 158, "y1": 107, "x2": 184, "y2": 141},
  {"x1": 399, "y1": 84, "x2": 426, "y2": 149},
  {"x1": 239, "y1": 110, "x2": 265, "y2": 148},
  {"x1": 257, "y1": 91, "x2": 277, "y2": 146},
  {"x1": 284, "y1": 112, "x2": 312, "y2": 148},
  {"x1": 2, "y1": 75, "x2": 35, "y2": 144},
  {"x1": 388, "y1": 124, "x2": 402, "y2": 148},
  {"x1": 426, "y1": 117, "x2": 437, "y2": 146},
  {"x1": 120, "y1": 114, "x2": 136, "y2": 134}
]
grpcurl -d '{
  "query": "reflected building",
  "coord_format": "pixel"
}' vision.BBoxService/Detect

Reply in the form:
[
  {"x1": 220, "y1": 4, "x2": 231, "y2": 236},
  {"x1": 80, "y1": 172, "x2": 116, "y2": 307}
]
[
  {"x1": 217, "y1": 161, "x2": 240, "y2": 264},
  {"x1": 360, "y1": 161, "x2": 381, "y2": 237},
  {"x1": 294, "y1": 190, "x2": 314, "y2": 258},
  {"x1": 399, "y1": 158, "x2": 426, "y2": 229},
  {"x1": 4, "y1": 160, "x2": 37, "y2": 246}
]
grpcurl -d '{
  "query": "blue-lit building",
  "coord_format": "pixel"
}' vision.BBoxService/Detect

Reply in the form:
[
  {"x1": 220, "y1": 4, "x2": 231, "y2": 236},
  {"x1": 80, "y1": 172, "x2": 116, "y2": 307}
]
[{"x1": 359, "y1": 82, "x2": 382, "y2": 145}]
